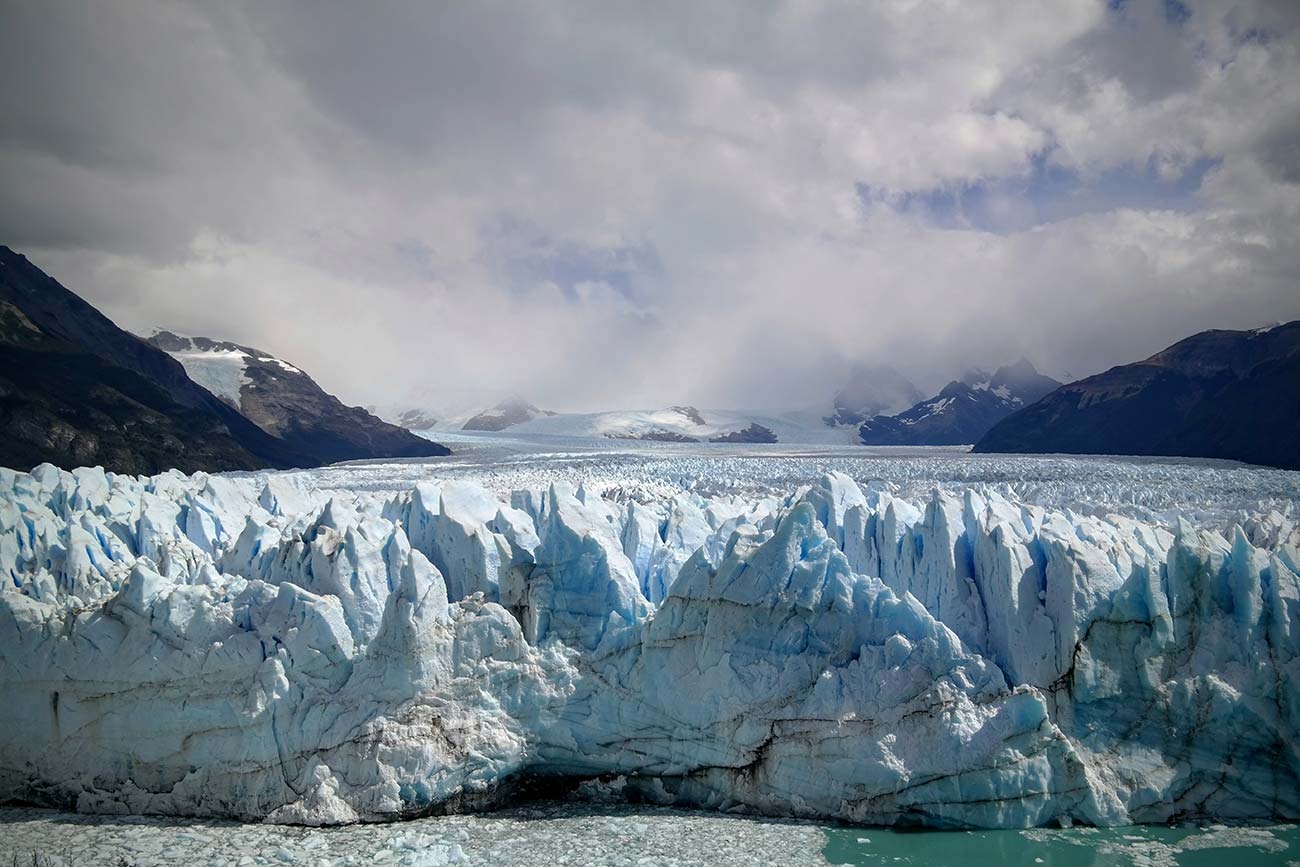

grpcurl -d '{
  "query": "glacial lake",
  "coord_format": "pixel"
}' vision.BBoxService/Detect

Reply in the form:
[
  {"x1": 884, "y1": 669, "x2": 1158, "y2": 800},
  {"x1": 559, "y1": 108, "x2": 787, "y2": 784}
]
[{"x1": 823, "y1": 822, "x2": 1298, "y2": 867}]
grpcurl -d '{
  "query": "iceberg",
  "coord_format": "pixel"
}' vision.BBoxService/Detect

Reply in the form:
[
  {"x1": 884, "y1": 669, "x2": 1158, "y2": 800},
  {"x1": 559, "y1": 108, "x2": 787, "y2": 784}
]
[{"x1": 0, "y1": 462, "x2": 1297, "y2": 828}]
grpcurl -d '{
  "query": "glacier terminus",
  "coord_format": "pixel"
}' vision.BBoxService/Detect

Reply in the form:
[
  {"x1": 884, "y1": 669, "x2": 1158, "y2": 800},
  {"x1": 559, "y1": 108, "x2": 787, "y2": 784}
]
[{"x1": 1, "y1": 443, "x2": 1299, "y2": 831}]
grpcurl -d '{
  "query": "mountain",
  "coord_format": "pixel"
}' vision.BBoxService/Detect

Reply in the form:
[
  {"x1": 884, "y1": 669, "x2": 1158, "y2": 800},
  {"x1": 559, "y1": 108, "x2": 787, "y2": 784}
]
[
  {"x1": 370, "y1": 402, "x2": 473, "y2": 432},
  {"x1": 391, "y1": 408, "x2": 439, "y2": 431},
  {"x1": 147, "y1": 331, "x2": 449, "y2": 464},
  {"x1": 461, "y1": 397, "x2": 554, "y2": 431},
  {"x1": 824, "y1": 363, "x2": 924, "y2": 426},
  {"x1": 974, "y1": 323, "x2": 1300, "y2": 469},
  {"x1": 959, "y1": 357, "x2": 1062, "y2": 404},
  {"x1": 858, "y1": 359, "x2": 1061, "y2": 445},
  {"x1": 709, "y1": 422, "x2": 778, "y2": 443},
  {"x1": 512, "y1": 405, "x2": 825, "y2": 443},
  {"x1": 374, "y1": 404, "x2": 863, "y2": 444},
  {"x1": 0, "y1": 245, "x2": 447, "y2": 474},
  {"x1": 0, "y1": 246, "x2": 313, "y2": 474}
]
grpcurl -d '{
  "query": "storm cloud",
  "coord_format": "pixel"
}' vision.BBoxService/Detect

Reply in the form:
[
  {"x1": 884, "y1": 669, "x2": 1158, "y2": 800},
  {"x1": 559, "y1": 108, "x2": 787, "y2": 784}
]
[{"x1": 2, "y1": 0, "x2": 1299, "y2": 411}]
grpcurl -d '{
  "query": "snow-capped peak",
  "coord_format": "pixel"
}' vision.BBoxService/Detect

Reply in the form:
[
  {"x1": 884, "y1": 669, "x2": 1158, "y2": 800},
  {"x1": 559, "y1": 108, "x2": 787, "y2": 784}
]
[{"x1": 145, "y1": 330, "x2": 317, "y2": 412}]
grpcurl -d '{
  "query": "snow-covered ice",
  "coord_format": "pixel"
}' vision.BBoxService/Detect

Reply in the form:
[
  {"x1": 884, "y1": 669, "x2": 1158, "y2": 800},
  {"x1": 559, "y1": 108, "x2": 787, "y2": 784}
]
[
  {"x1": 508, "y1": 407, "x2": 864, "y2": 444},
  {"x1": 1, "y1": 437, "x2": 1299, "y2": 829},
  {"x1": 3, "y1": 805, "x2": 1296, "y2": 867}
]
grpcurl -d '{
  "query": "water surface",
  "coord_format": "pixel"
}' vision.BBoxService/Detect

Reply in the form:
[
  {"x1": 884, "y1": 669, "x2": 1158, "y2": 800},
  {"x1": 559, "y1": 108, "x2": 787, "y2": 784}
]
[{"x1": 823, "y1": 823, "x2": 1298, "y2": 867}]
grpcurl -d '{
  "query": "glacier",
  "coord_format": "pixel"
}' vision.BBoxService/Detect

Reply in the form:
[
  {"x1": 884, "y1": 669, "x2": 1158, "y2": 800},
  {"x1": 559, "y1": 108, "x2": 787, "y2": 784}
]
[{"x1": 1, "y1": 456, "x2": 1299, "y2": 829}]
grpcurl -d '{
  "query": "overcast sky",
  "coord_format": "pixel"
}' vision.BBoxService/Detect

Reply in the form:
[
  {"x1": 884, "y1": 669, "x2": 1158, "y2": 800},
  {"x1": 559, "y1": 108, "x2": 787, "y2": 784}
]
[{"x1": 3, "y1": 0, "x2": 1299, "y2": 412}]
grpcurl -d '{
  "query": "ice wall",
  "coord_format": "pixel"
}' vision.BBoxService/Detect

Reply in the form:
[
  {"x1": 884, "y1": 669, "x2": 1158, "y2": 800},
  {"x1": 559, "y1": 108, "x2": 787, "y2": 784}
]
[{"x1": 1, "y1": 463, "x2": 1297, "y2": 828}]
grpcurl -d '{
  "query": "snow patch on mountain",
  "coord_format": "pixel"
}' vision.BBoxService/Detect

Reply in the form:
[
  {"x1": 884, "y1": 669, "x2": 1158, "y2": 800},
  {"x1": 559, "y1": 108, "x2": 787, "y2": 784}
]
[
  {"x1": 156, "y1": 340, "x2": 251, "y2": 408},
  {"x1": 147, "y1": 331, "x2": 311, "y2": 409},
  {"x1": 257, "y1": 355, "x2": 303, "y2": 375},
  {"x1": 860, "y1": 360, "x2": 1062, "y2": 446}
]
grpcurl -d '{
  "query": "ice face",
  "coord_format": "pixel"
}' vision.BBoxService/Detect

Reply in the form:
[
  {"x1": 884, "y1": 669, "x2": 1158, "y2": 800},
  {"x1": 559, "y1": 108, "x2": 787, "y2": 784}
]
[{"x1": 1, "y1": 456, "x2": 1298, "y2": 829}]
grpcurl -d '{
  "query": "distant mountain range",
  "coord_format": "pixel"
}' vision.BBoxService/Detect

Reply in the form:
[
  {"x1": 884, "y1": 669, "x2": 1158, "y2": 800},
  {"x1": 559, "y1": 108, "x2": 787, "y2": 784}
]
[
  {"x1": 824, "y1": 364, "x2": 924, "y2": 427},
  {"x1": 461, "y1": 397, "x2": 555, "y2": 431},
  {"x1": 17, "y1": 231, "x2": 1282, "y2": 473},
  {"x1": 388, "y1": 407, "x2": 440, "y2": 431},
  {"x1": 975, "y1": 323, "x2": 1300, "y2": 470},
  {"x1": 500, "y1": 405, "x2": 788, "y2": 443},
  {"x1": 856, "y1": 359, "x2": 1061, "y2": 446},
  {"x1": 0, "y1": 246, "x2": 447, "y2": 474},
  {"x1": 213, "y1": 314, "x2": 1300, "y2": 467}
]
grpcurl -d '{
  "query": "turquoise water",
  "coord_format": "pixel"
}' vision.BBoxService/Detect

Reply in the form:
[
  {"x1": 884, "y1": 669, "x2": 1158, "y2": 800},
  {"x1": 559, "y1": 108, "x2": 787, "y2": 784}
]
[{"x1": 823, "y1": 823, "x2": 1299, "y2": 866}]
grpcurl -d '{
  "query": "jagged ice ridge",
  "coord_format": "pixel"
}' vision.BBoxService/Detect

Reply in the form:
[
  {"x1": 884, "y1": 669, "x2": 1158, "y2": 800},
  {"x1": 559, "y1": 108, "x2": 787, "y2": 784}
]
[{"x1": 1, "y1": 461, "x2": 1299, "y2": 829}]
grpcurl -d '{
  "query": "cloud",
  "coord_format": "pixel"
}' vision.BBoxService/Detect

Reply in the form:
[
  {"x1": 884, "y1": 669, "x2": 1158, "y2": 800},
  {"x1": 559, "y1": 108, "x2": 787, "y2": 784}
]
[{"x1": 1, "y1": 0, "x2": 1298, "y2": 411}]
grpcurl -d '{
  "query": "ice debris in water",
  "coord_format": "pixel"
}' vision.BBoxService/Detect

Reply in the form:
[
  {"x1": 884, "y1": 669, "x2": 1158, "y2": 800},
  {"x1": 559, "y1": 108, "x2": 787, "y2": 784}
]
[
  {"x1": 1, "y1": 456, "x2": 1299, "y2": 829},
  {"x1": 0, "y1": 803, "x2": 830, "y2": 867}
]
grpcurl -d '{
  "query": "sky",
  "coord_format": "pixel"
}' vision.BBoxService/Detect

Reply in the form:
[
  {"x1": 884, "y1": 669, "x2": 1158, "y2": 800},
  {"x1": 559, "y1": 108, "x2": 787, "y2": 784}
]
[{"x1": 2, "y1": 0, "x2": 1299, "y2": 413}]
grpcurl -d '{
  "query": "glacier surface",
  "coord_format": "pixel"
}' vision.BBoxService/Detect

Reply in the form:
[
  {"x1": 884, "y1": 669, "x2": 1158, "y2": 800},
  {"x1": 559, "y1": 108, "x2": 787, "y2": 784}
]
[{"x1": 2, "y1": 447, "x2": 1299, "y2": 829}]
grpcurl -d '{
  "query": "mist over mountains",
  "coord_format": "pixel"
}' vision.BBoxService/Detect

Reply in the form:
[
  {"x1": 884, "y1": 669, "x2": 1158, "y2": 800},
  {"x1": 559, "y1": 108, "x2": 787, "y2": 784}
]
[
  {"x1": 0, "y1": 247, "x2": 447, "y2": 474},
  {"x1": 6, "y1": 2, "x2": 1299, "y2": 413}
]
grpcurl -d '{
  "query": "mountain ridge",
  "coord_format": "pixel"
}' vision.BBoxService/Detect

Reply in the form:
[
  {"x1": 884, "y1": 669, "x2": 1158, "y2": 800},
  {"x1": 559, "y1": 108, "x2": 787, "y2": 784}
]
[
  {"x1": 461, "y1": 397, "x2": 554, "y2": 432},
  {"x1": 974, "y1": 323, "x2": 1300, "y2": 469},
  {"x1": 0, "y1": 246, "x2": 302, "y2": 473},
  {"x1": 0, "y1": 246, "x2": 448, "y2": 473},
  {"x1": 147, "y1": 330, "x2": 449, "y2": 464},
  {"x1": 824, "y1": 363, "x2": 924, "y2": 427},
  {"x1": 857, "y1": 359, "x2": 1061, "y2": 446}
]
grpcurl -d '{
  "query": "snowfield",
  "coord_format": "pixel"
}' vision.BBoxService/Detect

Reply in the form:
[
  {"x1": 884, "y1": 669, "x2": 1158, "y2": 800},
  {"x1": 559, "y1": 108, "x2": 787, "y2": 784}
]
[
  {"x1": 1, "y1": 436, "x2": 1299, "y2": 830},
  {"x1": 161, "y1": 345, "x2": 251, "y2": 408}
]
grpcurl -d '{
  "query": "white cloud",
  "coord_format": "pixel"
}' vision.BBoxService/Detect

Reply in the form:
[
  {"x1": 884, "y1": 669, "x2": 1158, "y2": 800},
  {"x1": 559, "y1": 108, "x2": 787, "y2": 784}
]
[{"x1": 2, "y1": 0, "x2": 1298, "y2": 410}]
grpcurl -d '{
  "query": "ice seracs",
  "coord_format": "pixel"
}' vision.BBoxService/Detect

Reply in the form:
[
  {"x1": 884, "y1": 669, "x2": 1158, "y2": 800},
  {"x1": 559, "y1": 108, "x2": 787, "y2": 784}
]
[{"x1": 1, "y1": 461, "x2": 1298, "y2": 829}]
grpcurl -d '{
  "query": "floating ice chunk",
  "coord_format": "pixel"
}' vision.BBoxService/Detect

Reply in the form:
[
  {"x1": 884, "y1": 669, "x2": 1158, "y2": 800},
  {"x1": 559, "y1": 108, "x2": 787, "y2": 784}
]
[{"x1": 265, "y1": 759, "x2": 359, "y2": 826}]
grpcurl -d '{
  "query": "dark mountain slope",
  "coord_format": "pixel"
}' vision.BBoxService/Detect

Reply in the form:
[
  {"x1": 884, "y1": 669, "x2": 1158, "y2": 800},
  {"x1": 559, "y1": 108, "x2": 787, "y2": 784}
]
[
  {"x1": 0, "y1": 295, "x2": 270, "y2": 474},
  {"x1": 1168, "y1": 347, "x2": 1300, "y2": 468},
  {"x1": 858, "y1": 360, "x2": 1061, "y2": 446},
  {"x1": 974, "y1": 323, "x2": 1300, "y2": 469},
  {"x1": 0, "y1": 246, "x2": 313, "y2": 471},
  {"x1": 148, "y1": 331, "x2": 449, "y2": 463},
  {"x1": 0, "y1": 246, "x2": 448, "y2": 473}
]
